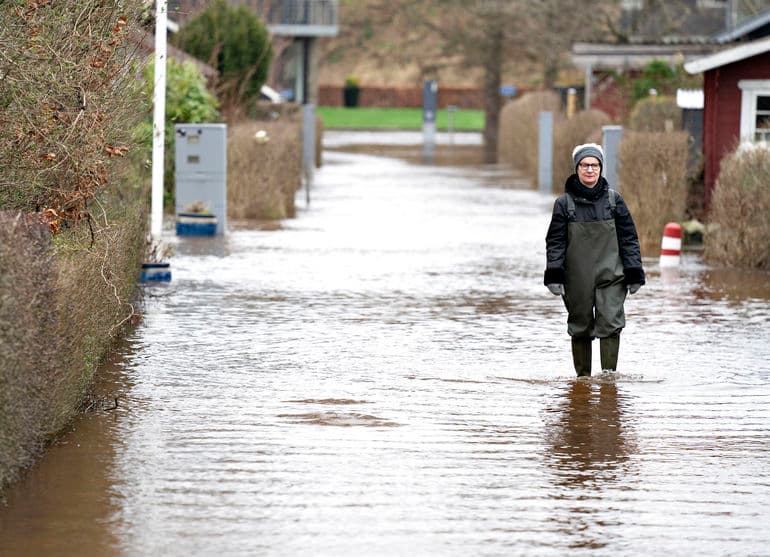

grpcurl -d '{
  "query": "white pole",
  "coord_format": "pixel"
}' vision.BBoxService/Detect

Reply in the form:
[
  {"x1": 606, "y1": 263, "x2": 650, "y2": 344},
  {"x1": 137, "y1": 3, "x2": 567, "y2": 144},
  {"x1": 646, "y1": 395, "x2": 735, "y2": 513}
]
[{"x1": 151, "y1": 0, "x2": 168, "y2": 241}]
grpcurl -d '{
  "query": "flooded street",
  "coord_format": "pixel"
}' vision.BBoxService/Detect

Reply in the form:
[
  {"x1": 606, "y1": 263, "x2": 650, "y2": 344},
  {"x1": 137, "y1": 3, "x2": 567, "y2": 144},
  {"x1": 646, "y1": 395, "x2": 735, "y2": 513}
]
[{"x1": 2, "y1": 131, "x2": 770, "y2": 556}]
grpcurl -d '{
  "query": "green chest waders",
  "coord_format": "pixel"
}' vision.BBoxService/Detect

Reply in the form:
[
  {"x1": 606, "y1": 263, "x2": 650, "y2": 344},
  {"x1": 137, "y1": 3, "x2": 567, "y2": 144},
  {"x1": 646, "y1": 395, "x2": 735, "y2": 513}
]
[{"x1": 563, "y1": 193, "x2": 627, "y2": 375}]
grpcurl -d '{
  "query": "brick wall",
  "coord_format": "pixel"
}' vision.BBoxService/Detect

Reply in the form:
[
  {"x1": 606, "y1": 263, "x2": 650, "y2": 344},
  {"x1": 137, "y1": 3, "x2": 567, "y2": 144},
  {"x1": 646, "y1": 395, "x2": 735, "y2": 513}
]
[{"x1": 318, "y1": 84, "x2": 490, "y2": 109}]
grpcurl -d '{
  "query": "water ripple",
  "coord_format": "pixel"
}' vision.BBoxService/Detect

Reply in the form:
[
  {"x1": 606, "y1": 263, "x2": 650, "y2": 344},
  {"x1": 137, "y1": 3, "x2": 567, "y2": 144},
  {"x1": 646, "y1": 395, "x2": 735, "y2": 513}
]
[{"x1": 1, "y1": 137, "x2": 769, "y2": 557}]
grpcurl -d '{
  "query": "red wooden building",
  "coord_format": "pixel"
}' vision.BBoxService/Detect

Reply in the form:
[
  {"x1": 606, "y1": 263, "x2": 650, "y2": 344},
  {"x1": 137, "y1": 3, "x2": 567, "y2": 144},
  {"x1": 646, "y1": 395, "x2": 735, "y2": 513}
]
[{"x1": 685, "y1": 37, "x2": 770, "y2": 210}]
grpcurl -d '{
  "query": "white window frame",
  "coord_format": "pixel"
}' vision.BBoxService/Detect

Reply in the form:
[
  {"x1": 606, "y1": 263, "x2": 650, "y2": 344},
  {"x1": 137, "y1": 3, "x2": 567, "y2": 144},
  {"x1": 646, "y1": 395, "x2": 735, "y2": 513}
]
[
  {"x1": 697, "y1": 0, "x2": 726, "y2": 9},
  {"x1": 621, "y1": 0, "x2": 643, "y2": 9},
  {"x1": 738, "y1": 80, "x2": 770, "y2": 143}
]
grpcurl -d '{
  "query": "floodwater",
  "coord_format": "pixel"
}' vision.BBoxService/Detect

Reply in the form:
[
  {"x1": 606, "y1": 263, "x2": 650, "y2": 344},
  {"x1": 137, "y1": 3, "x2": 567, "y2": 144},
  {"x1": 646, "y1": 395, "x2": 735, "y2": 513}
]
[{"x1": 2, "y1": 131, "x2": 770, "y2": 556}]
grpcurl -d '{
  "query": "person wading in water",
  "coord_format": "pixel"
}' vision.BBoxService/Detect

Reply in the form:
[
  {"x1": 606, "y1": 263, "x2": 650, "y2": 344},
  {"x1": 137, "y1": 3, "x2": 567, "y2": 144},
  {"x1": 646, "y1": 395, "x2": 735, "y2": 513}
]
[{"x1": 544, "y1": 143, "x2": 645, "y2": 377}]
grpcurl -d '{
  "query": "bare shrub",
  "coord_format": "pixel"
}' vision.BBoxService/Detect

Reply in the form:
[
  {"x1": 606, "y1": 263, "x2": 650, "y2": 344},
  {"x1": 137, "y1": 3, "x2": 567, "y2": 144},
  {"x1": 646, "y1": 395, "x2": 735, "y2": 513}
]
[
  {"x1": 0, "y1": 1, "x2": 148, "y2": 491},
  {"x1": 705, "y1": 145, "x2": 770, "y2": 269},
  {"x1": 618, "y1": 131, "x2": 689, "y2": 255},
  {"x1": 499, "y1": 92, "x2": 610, "y2": 188},
  {"x1": 228, "y1": 117, "x2": 303, "y2": 220},
  {"x1": 629, "y1": 96, "x2": 681, "y2": 132},
  {"x1": 498, "y1": 91, "x2": 560, "y2": 183},
  {"x1": 0, "y1": 2, "x2": 147, "y2": 232},
  {"x1": 552, "y1": 109, "x2": 613, "y2": 185},
  {"x1": 0, "y1": 213, "x2": 57, "y2": 488},
  {"x1": 0, "y1": 193, "x2": 146, "y2": 490}
]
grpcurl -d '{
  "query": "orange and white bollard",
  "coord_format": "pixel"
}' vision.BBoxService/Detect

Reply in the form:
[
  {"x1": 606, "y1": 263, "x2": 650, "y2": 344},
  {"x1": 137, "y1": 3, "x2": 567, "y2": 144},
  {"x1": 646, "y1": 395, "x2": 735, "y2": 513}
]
[{"x1": 660, "y1": 222, "x2": 682, "y2": 267}]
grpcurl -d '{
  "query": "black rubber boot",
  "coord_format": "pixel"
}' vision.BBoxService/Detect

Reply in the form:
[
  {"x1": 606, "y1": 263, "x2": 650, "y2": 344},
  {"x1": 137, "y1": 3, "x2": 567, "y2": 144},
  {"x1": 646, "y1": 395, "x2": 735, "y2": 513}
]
[
  {"x1": 571, "y1": 337, "x2": 592, "y2": 377},
  {"x1": 600, "y1": 333, "x2": 620, "y2": 372}
]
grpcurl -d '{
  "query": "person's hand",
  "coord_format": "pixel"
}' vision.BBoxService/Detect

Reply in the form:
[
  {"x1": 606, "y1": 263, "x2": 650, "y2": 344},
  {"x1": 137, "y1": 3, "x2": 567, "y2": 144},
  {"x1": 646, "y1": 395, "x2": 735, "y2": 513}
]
[
  {"x1": 627, "y1": 283, "x2": 642, "y2": 294},
  {"x1": 547, "y1": 283, "x2": 565, "y2": 296}
]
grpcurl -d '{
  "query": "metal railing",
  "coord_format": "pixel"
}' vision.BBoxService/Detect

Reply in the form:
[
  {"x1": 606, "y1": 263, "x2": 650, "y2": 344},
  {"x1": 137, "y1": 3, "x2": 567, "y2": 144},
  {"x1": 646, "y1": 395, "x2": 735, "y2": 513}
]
[
  {"x1": 256, "y1": 0, "x2": 338, "y2": 28},
  {"x1": 170, "y1": 1, "x2": 338, "y2": 36}
]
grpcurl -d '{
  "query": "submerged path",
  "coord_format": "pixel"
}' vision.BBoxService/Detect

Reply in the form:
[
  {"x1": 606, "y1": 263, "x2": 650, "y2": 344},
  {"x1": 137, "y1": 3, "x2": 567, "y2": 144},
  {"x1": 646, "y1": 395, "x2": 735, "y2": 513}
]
[{"x1": 1, "y1": 132, "x2": 769, "y2": 556}]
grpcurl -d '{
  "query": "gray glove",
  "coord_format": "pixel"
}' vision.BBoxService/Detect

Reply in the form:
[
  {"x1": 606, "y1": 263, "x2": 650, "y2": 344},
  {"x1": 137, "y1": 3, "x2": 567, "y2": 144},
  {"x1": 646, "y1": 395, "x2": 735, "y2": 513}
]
[
  {"x1": 627, "y1": 283, "x2": 642, "y2": 294},
  {"x1": 547, "y1": 283, "x2": 565, "y2": 296}
]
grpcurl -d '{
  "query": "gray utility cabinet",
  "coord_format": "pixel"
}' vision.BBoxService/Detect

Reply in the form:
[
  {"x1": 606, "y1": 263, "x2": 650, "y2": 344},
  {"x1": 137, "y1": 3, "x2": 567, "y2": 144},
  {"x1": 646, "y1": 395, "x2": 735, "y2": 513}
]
[{"x1": 174, "y1": 123, "x2": 227, "y2": 234}]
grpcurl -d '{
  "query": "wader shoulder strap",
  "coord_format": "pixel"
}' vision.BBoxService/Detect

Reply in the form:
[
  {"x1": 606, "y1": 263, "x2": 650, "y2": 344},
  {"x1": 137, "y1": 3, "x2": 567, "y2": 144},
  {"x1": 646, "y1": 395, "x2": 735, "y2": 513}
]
[
  {"x1": 567, "y1": 190, "x2": 616, "y2": 220},
  {"x1": 565, "y1": 193, "x2": 577, "y2": 221}
]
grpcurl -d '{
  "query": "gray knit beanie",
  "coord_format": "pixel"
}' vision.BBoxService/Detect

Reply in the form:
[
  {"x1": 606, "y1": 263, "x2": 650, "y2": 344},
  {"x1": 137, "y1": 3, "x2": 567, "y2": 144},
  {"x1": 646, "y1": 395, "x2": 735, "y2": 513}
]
[{"x1": 572, "y1": 143, "x2": 604, "y2": 173}]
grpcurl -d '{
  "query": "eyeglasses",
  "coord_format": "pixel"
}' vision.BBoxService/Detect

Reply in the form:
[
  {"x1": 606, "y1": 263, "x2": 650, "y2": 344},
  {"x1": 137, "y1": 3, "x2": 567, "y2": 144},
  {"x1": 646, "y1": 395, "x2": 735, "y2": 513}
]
[{"x1": 578, "y1": 163, "x2": 600, "y2": 171}]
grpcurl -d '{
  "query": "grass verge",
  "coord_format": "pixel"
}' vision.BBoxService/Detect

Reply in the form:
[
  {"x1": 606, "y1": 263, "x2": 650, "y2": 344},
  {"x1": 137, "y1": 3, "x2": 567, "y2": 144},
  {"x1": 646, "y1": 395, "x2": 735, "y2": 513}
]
[{"x1": 316, "y1": 106, "x2": 484, "y2": 131}]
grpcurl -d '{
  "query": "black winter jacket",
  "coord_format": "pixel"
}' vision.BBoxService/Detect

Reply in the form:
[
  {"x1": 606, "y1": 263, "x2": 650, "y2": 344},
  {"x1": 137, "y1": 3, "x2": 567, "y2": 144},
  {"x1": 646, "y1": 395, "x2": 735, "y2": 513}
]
[{"x1": 544, "y1": 175, "x2": 645, "y2": 286}]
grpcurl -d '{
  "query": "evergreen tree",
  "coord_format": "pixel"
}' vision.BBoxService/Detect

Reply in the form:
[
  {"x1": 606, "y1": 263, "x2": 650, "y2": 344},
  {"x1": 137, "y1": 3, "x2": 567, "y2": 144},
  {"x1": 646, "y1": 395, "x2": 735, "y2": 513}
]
[{"x1": 172, "y1": 0, "x2": 273, "y2": 110}]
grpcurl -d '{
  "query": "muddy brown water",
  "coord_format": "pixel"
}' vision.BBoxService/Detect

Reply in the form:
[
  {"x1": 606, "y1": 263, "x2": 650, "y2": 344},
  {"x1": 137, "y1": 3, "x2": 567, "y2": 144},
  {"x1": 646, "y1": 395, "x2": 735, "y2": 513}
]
[{"x1": 1, "y1": 131, "x2": 769, "y2": 556}]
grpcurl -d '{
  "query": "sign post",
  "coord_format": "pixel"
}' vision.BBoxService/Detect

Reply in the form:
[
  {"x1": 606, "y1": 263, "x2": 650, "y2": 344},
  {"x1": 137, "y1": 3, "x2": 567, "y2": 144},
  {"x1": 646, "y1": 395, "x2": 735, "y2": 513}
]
[
  {"x1": 539, "y1": 111, "x2": 553, "y2": 195},
  {"x1": 422, "y1": 79, "x2": 437, "y2": 160},
  {"x1": 302, "y1": 104, "x2": 316, "y2": 206}
]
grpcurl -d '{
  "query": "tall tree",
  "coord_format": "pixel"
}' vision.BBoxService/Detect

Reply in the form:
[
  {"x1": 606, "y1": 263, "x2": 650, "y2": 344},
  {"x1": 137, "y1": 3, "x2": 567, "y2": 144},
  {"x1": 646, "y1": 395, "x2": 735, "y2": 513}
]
[
  {"x1": 525, "y1": 1, "x2": 619, "y2": 88},
  {"x1": 331, "y1": 0, "x2": 616, "y2": 163},
  {"x1": 385, "y1": 0, "x2": 531, "y2": 163}
]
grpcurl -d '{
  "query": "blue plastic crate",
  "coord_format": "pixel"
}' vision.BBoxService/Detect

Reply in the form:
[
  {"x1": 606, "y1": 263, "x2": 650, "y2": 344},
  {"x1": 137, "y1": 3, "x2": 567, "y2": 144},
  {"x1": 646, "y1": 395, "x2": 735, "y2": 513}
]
[
  {"x1": 141, "y1": 262, "x2": 171, "y2": 282},
  {"x1": 176, "y1": 212, "x2": 217, "y2": 236}
]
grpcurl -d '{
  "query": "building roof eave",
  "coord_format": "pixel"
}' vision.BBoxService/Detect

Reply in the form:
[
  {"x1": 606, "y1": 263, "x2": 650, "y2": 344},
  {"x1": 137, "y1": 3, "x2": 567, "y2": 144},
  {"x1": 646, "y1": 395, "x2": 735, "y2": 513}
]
[
  {"x1": 135, "y1": 30, "x2": 219, "y2": 80},
  {"x1": 267, "y1": 24, "x2": 339, "y2": 37},
  {"x1": 684, "y1": 36, "x2": 770, "y2": 74},
  {"x1": 572, "y1": 42, "x2": 720, "y2": 71},
  {"x1": 712, "y1": 8, "x2": 770, "y2": 44}
]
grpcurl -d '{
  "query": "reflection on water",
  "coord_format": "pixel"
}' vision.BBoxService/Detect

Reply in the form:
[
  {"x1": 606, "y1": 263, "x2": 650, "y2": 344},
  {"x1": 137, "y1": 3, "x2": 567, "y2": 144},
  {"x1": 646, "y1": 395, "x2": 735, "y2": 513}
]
[
  {"x1": 544, "y1": 379, "x2": 637, "y2": 551},
  {"x1": 0, "y1": 341, "x2": 137, "y2": 557},
  {"x1": 696, "y1": 267, "x2": 770, "y2": 302},
  {"x1": 546, "y1": 379, "x2": 635, "y2": 481},
  {"x1": 1, "y1": 131, "x2": 769, "y2": 556}
]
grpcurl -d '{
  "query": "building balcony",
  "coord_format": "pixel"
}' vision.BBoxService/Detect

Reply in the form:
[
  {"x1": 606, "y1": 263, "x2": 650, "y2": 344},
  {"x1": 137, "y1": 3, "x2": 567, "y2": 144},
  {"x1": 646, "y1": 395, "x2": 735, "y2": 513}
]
[
  {"x1": 169, "y1": 1, "x2": 338, "y2": 37},
  {"x1": 257, "y1": 0, "x2": 339, "y2": 37}
]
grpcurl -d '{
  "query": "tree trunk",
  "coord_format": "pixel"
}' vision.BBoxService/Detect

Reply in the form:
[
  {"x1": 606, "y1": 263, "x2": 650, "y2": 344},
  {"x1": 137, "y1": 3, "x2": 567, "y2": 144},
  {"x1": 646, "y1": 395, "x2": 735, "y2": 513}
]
[
  {"x1": 482, "y1": 29, "x2": 504, "y2": 164},
  {"x1": 543, "y1": 55, "x2": 560, "y2": 89}
]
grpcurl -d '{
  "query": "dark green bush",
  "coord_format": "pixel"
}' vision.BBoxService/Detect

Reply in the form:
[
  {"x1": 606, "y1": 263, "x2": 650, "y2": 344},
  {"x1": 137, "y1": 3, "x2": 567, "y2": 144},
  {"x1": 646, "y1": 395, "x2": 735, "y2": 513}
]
[
  {"x1": 138, "y1": 57, "x2": 220, "y2": 209},
  {"x1": 172, "y1": 0, "x2": 273, "y2": 113},
  {"x1": 632, "y1": 59, "x2": 676, "y2": 100}
]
